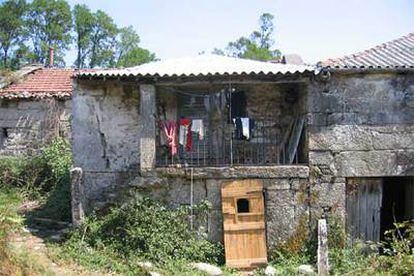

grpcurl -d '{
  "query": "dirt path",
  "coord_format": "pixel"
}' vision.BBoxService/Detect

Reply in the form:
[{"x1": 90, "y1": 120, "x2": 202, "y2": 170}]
[
  {"x1": 9, "y1": 226, "x2": 101, "y2": 276},
  {"x1": 7, "y1": 201, "x2": 103, "y2": 276}
]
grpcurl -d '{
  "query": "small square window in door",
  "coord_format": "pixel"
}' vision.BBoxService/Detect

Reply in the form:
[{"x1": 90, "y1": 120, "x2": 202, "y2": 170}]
[{"x1": 237, "y1": 198, "x2": 250, "y2": 213}]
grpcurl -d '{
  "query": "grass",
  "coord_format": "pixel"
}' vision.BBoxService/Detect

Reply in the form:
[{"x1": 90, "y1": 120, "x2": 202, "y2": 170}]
[
  {"x1": 50, "y1": 197, "x2": 224, "y2": 275},
  {"x1": 0, "y1": 187, "x2": 52, "y2": 275}
]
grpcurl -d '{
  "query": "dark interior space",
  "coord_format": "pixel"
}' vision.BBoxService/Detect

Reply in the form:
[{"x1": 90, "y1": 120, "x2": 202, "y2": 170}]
[
  {"x1": 0, "y1": 128, "x2": 8, "y2": 149},
  {"x1": 346, "y1": 176, "x2": 414, "y2": 242},
  {"x1": 380, "y1": 177, "x2": 414, "y2": 240}
]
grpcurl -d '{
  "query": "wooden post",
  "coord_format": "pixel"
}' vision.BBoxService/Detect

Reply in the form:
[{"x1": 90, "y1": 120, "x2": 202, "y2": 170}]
[{"x1": 318, "y1": 219, "x2": 329, "y2": 276}]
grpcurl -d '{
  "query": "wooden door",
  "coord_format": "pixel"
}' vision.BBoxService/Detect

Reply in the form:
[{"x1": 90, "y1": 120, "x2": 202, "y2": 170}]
[
  {"x1": 346, "y1": 178, "x2": 383, "y2": 242},
  {"x1": 221, "y1": 179, "x2": 267, "y2": 269}
]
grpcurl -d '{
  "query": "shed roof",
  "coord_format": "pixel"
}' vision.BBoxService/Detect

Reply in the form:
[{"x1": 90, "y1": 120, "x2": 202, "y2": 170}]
[
  {"x1": 322, "y1": 32, "x2": 414, "y2": 69},
  {"x1": 0, "y1": 67, "x2": 74, "y2": 99},
  {"x1": 78, "y1": 55, "x2": 315, "y2": 79}
]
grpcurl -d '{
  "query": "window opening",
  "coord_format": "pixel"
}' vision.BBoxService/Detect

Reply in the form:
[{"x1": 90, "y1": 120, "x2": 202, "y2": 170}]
[{"x1": 237, "y1": 198, "x2": 250, "y2": 213}]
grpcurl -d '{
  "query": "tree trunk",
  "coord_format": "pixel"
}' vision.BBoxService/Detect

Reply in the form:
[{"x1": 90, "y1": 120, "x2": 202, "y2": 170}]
[{"x1": 3, "y1": 48, "x2": 8, "y2": 68}]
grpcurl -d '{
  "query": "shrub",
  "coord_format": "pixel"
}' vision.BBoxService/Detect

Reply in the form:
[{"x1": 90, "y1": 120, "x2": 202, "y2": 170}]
[
  {"x1": 0, "y1": 138, "x2": 73, "y2": 220},
  {"x1": 62, "y1": 197, "x2": 224, "y2": 268}
]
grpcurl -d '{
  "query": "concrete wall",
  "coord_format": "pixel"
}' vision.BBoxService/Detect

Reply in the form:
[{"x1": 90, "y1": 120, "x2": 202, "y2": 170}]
[
  {"x1": 72, "y1": 80, "x2": 141, "y2": 206},
  {"x1": 0, "y1": 98, "x2": 71, "y2": 155},
  {"x1": 308, "y1": 72, "x2": 414, "y2": 219}
]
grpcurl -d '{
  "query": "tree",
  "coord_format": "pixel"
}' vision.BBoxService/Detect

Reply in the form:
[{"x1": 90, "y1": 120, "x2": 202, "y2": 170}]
[
  {"x1": 88, "y1": 10, "x2": 118, "y2": 68},
  {"x1": 215, "y1": 13, "x2": 281, "y2": 61},
  {"x1": 0, "y1": 0, "x2": 27, "y2": 68},
  {"x1": 114, "y1": 26, "x2": 156, "y2": 68},
  {"x1": 27, "y1": 0, "x2": 72, "y2": 66},
  {"x1": 73, "y1": 4, "x2": 94, "y2": 68}
]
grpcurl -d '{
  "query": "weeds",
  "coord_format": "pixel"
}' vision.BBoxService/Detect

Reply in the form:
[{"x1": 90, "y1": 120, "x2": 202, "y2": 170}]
[
  {"x1": 0, "y1": 188, "x2": 51, "y2": 275},
  {"x1": 0, "y1": 138, "x2": 72, "y2": 221},
  {"x1": 53, "y1": 197, "x2": 224, "y2": 274}
]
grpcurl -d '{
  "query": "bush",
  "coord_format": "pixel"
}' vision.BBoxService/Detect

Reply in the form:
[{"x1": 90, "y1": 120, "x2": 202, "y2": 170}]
[
  {"x1": 0, "y1": 138, "x2": 72, "y2": 220},
  {"x1": 329, "y1": 220, "x2": 414, "y2": 275},
  {"x1": 60, "y1": 197, "x2": 224, "y2": 272}
]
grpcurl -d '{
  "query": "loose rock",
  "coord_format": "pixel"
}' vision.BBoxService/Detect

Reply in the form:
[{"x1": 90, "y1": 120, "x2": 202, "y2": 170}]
[
  {"x1": 265, "y1": 265, "x2": 279, "y2": 276},
  {"x1": 190, "y1": 262, "x2": 223, "y2": 276},
  {"x1": 137, "y1": 261, "x2": 153, "y2": 269},
  {"x1": 298, "y1": 264, "x2": 316, "y2": 275}
]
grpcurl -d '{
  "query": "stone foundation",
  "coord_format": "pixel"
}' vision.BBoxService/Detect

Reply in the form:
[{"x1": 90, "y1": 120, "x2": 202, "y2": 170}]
[{"x1": 77, "y1": 166, "x2": 309, "y2": 245}]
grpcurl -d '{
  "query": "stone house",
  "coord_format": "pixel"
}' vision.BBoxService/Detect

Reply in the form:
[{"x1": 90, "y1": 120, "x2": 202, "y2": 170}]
[
  {"x1": 71, "y1": 33, "x2": 414, "y2": 268},
  {"x1": 0, "y1": 66, "x2": 73, "y2": 155}
]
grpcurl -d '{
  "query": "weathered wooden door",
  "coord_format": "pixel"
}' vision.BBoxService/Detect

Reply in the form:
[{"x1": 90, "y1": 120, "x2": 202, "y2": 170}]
[
  {"x1": 221, "y1": 179, "x2": 267, "y2": 269},
  {"x1": 346, "y1": 178, "x2": 383, "y2": 242}
]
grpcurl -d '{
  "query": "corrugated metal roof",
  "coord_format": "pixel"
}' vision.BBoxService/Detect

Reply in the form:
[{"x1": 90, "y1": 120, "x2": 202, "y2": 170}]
[
  {"x1": 322, "y1": 32, "x2": 414, "y2": 69},
  {"x1": 78, "y1": 55, "x2": 315, "y2": 78}
]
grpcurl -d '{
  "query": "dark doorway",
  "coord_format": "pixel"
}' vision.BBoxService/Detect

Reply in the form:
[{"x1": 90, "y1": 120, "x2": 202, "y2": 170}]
[
  {"x1": 346, "y1": 176, "x2": 414, "y2": 242},
  {"x1": 380, "y1": 177, "x2": 414, "y2": 240}
]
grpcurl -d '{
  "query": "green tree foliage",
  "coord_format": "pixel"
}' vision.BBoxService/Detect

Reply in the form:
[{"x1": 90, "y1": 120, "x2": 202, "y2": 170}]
[
  {"x1": 214, "y1": 13, "x2": 281, "y2": 61},
  {"x1": 27, "y1": 0, "x2": 72, "y2": 66},
  {"x1": 115, "y1": 26, "x2": 156, "y2": 68},
  {"x1": 73, "y1": 4, "x2": 94, "y2": 69},
  {"x1": 0, "y1": 0, "x2": 28, "y2": 68},
  {"x1": 1, "y1": 0, "x2": 156, "y2": 69},
  {"x1": 83, "y1": 14, "x2": 156, "y2": 68},
  {"x1": 88, "y1": 10, "x2": 118, "y2": 68}
]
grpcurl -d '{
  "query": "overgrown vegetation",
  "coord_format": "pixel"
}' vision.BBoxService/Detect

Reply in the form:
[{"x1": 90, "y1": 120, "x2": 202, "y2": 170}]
[
  {"x1": 0, "y1": 188, "x2": 52, "y2": 275},
  {"x1": 53, "y1": 197, "x2": 224, "y2": 274},
  {"x1": 0, "y1": 138, "x2": 72, "y2": 221},
  {"x1": 267, "y1": 214, "x2": 414, "y2": 275}
]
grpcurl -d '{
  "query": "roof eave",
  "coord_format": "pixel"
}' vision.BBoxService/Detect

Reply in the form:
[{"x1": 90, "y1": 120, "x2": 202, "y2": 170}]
[
  {"x1": 323, "y1": 66, "x2": 414, "y2": 74},
  {"x1": 75, "y1": 70, "x2": 316, "y2": 85}
]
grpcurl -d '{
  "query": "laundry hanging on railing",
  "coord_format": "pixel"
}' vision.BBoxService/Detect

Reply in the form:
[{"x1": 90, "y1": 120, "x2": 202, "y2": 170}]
[
  {"x1": 179, "y1": 118, "x2": 192, "y2": 151},
  {"x1": 191, "y1": 119, "x2": 205, "y2": 140},
  {"x1": 160, "y1": 120, "x2": 178, "y2": 156},
  {"x1": 233, "y1": 117, "x2": 255, "y2": 140},
  {"x1": 230, "y1": 91, "x2": 246, "y2": 119}
]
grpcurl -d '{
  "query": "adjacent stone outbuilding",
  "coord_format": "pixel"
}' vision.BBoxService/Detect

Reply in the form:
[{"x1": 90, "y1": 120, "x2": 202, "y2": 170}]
[
  {"x1": 0, "y1": 66, "x2": 73, "y2": 155},
  {"x1": 313, "y1": 32, "x2": 414, "y2": 241}
]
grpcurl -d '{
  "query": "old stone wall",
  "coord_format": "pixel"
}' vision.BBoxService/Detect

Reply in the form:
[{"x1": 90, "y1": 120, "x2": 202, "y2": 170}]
[
  {"x1": 308, "y1": 72, "x2": 414, "y2": 219},
  {"x1": 0, "y1": 98, "x2": 71, "y2": 155},
  {"x1": 125, "y1": 165, "x2": 310, "y2": 245},
  {"x1": 72, "y1": 80, "x2": 141, "y2": 207}
]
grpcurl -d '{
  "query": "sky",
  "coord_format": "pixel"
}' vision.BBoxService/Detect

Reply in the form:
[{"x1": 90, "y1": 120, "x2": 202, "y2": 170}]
[{"x1": 65, "y1": 0, "x2": 414, "y2": 65}]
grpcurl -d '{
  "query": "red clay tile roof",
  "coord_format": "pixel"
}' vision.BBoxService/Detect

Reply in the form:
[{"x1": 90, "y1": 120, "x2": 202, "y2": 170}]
[
  {"x1": 322, "y1": 32, "x2": 414, "y2": 69},
  {"x1": 0, "y1": 68, "x2": 74, "y2": 99}
]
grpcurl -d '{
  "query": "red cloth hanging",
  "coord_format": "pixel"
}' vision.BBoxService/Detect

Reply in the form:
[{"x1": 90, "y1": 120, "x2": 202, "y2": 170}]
[
  {"x1": 160, "y1": 120, "x2": 178, "y2": 156},
  {"x1": 179, "y1": 118, "x2": 192, "y2": 151}
]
